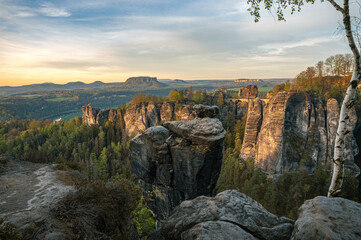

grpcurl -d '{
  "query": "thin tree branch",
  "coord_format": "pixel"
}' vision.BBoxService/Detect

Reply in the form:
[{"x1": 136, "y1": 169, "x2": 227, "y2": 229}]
[{"x1": 327, "y1": 0, "x2": 345, "y2": 13}]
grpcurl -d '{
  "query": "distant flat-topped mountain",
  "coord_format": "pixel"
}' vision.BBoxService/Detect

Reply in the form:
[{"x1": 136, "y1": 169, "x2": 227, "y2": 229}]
[
  {"x1": 0, "y1": 81, "x2": 121, "y2": 96},
  {"x1": 172, "y1": 79, "x2": 187, "y2": 84},
  {"x1": 116, "y1": 76, "x2": 168, "y2": 89}
]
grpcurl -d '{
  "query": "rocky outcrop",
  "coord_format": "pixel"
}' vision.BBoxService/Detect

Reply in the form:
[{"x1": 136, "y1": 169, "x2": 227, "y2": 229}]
[
  {"x1": 241, "y1": 98, "x2": 263, "y2": 160},
  {"x1": 240, "y1": 91, "x2": 359, "y2": 176},
  {"x1": 82, "y1": 104, "x2": 101, "y2": 125},
  {"x1": 174, "y1": 105, "x2": 196, "y2": 121},
  {"x1": 291, "y1": 196, "x2": 361, "y2": 240},
  {"x1": 239, "y1": 85, "x2": 258, "y2": 98},
  {"x1": 82, "y1": 102, "x2": 203, "y2": 136},
  {"x1": 254, "y1": 91, "x2": 289, "y2": 174},
  {"x1": 0, "y1": 159, "x2": 75, "y2": 240},
  {"x1": 123, "y1": 104, "x2": 149, "y2": 136},
  {"x1": 81, "y1": 104, "x2": 121, "y2": 127},
  {"x1": 158, "y1": 190, "x2": 294, "y2": 240},
  {"x1": 130, "y1": 106, "x2": 225, "y2": 221},
  {"x1": 160, "y1": 101, "x2": 174, "y2": 122},
  {"x1": 267, "y1": 90, "x2": 274, "y2": 98}
]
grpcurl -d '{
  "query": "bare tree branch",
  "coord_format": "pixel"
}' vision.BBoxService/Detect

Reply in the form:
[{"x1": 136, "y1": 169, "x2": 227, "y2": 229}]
[{"x1": 327, "y1": 0, "x2": 345, "y2": 13}]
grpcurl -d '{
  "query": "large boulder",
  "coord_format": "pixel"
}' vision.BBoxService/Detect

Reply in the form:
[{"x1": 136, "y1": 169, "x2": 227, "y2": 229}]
[
  {"x1": 130, "y1": 116, "x2": 226, "y2": 221},
  {"x1": 291, "y1": 196, "x2": 361, "y2": 240},
  {"x1": 160, "y1": 190, "x2": 294, "y2": 240},
  {"x1": 163, "y1": 118, "x2": 226, "y2": 145}
]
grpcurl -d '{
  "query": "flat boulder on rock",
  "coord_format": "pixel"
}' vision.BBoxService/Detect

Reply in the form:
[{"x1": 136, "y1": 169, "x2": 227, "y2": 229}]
[
  {"x1": 182, "y1": 221, "x2": 258, "y2": 240},
  {"x1": 291, "y1": 196, "x2": 361, "y2": 240},
  {"x1": 160, "y1": 190, "x2": 294, "y2": 240},
  {"x1": 193, "y1": 104, "x2": 219, "y2": 118},
  {"x1": 163, "y1": 118, "x2": 226, "y2": 145}
]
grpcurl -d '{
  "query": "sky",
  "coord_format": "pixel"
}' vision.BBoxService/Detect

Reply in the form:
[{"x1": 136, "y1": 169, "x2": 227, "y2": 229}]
[{"x1": 0, "y1": 0, "x2": 353, "y2": 86}]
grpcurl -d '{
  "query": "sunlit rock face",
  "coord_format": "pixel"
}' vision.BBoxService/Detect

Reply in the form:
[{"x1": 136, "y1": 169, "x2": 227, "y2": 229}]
[
  {"x1": 82, "y1": 104, "x2": 101, "y2": 125},
  {"x1": 240, "y1": 91, "x2": 359, "y2": 177},
  {"x1": 130, "y1": 106, "x2": 225, "y2": 221},
  {"x1": 240, "y1": 98, "x2": 263, "y2": 160}
]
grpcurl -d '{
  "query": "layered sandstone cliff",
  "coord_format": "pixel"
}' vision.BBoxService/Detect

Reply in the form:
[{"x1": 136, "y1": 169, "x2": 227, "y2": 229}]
[
  {"x1": 241, "y1": 91, "x2": 360, "y2": 176},
  {"x1": 83, "y1": 102, "x2": 205, "y2": 136}
]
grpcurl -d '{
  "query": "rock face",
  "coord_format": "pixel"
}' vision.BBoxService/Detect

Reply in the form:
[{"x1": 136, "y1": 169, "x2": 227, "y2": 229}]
[
  {"x1": 82, "y1": 103, "x2": 220, "y2": 137},
  {"x1": 130, "y1": 107, "x2": 225, "y2": 221},
  {"x1": 0, "y1": 159, "x2": 75, "y2": 240},
  {"x1": 239, "y1": 85, "x2": 259, "y2": 98},
  {"x1": 240, "y1": 91, "x2": 359, "y2": 176},
  {"x1": 241, "y1": 98, "x2": 263, "y2": 160},
  {"x1": 159, "y1": 190, "x2": 294, "y2": 240},
  {"x1": 291, "y1": 196, "x2": 361, "y2": 240},
  {"x1": 82, "y1": 104, "x2": 101, "y2": 125},
  {"x1": 81, "y1": 104, "x2": 121, "y2": 127}
]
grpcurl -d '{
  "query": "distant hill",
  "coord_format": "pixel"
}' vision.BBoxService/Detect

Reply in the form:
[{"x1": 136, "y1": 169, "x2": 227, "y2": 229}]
[
  {"x1": 0, "y1": 81, "x2": 121, "y2": 96},
  {"x1": 116, "y1": 77, "x2": 168, "y2": 89},
  {"x1": 172, "y1": 79, "x2": 187, "y2": 84}
]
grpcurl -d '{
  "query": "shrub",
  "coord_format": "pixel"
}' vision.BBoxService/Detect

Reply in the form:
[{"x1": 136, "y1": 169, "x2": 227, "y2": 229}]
[
  {"x1": 0, "y1": 218, "x2": 21, "y2": 240},
  {"x1": 53, "y1": 178, "x2": 141, "y2": 239}
]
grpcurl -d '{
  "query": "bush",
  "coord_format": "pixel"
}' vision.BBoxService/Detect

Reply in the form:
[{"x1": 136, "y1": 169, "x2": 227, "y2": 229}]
[
  {"x1": 53, "y1": 178, "x2": 141, "y2": 239},
  {"x1": 0, "y1": 218, "x2": 21, "y2": 240}
]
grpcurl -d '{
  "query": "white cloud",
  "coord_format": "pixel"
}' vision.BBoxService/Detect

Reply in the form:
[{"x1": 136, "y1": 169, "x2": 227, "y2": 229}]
[
  {"x1": 40, "y1": 3, "x2": 71, "y2": 17},
  {"x1": 259, "y1": 36, "x2": 339, "y2": 55}
]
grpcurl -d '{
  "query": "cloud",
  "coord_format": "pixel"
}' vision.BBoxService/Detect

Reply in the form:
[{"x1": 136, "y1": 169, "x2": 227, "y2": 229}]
[
  {"x1": 40, "y1": 3, "x2": 71, "y2": 17},
  {"x1": 259, "y1": 36, "x2": 338, "y2": 55}
]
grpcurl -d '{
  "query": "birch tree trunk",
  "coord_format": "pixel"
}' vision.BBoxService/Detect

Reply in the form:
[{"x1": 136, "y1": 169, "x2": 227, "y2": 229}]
[{"x1": 328, "y1": 0, "x2": 361, "y2": 197}]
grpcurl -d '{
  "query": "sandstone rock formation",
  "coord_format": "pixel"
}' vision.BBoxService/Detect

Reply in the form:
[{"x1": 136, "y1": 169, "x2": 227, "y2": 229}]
[
  {"x1": 291, "y1": 196, "x2": 361, "y2": 240},
  {"x1": 241, "y1": 98, "x2": 263, "y2": 160},
  {"x1": 130, "y1": 106, "x2": 225, "y2": 221},
  {"x1": 81, "y1": 104, "x2": 121, "y2": 127},
  {"x1": 239, "y1": 85, "x2": 259, "y2": 98},
  {"x1": 82, "y1": 103, "x2": 218, "y2": 136},
  {"x1": 82, "y1": 104, "x2": 101, "y2": 125},
  {"x1": 158, "y1": 190, "x2": 294, "y2": 240},
  {"x1": 240, "y1": 91, "x2": 359, "y2": 176}
]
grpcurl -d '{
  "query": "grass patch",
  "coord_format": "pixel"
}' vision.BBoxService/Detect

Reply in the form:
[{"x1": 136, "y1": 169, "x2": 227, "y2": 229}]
[
  {"x1": 46, "y1": 96, "x2": 77, "y2": 102},
  {"x1": 18, "y1": 94, "x2": 41, "y2": 99},
  {"x1": 227, "y1": 87, "x2": 241, "y2": 91},
  {"x1": 258, "y1": 86, "x2": 273, "y2": 92}
]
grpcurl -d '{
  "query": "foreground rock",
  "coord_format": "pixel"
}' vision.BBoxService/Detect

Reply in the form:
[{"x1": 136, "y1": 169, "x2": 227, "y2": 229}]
[
  {"x1": 291, "y1": 196, "x2": 361, "y2": 240},
  {"x1": 159, "y1": 190, "x2": 294, "y2": 240},
  {"x1": 0, "y1": 159, "x2": 74, "y2": 239},
  {"x1": 130, "y1": 107, "x2": 225, "y2": 221}
]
